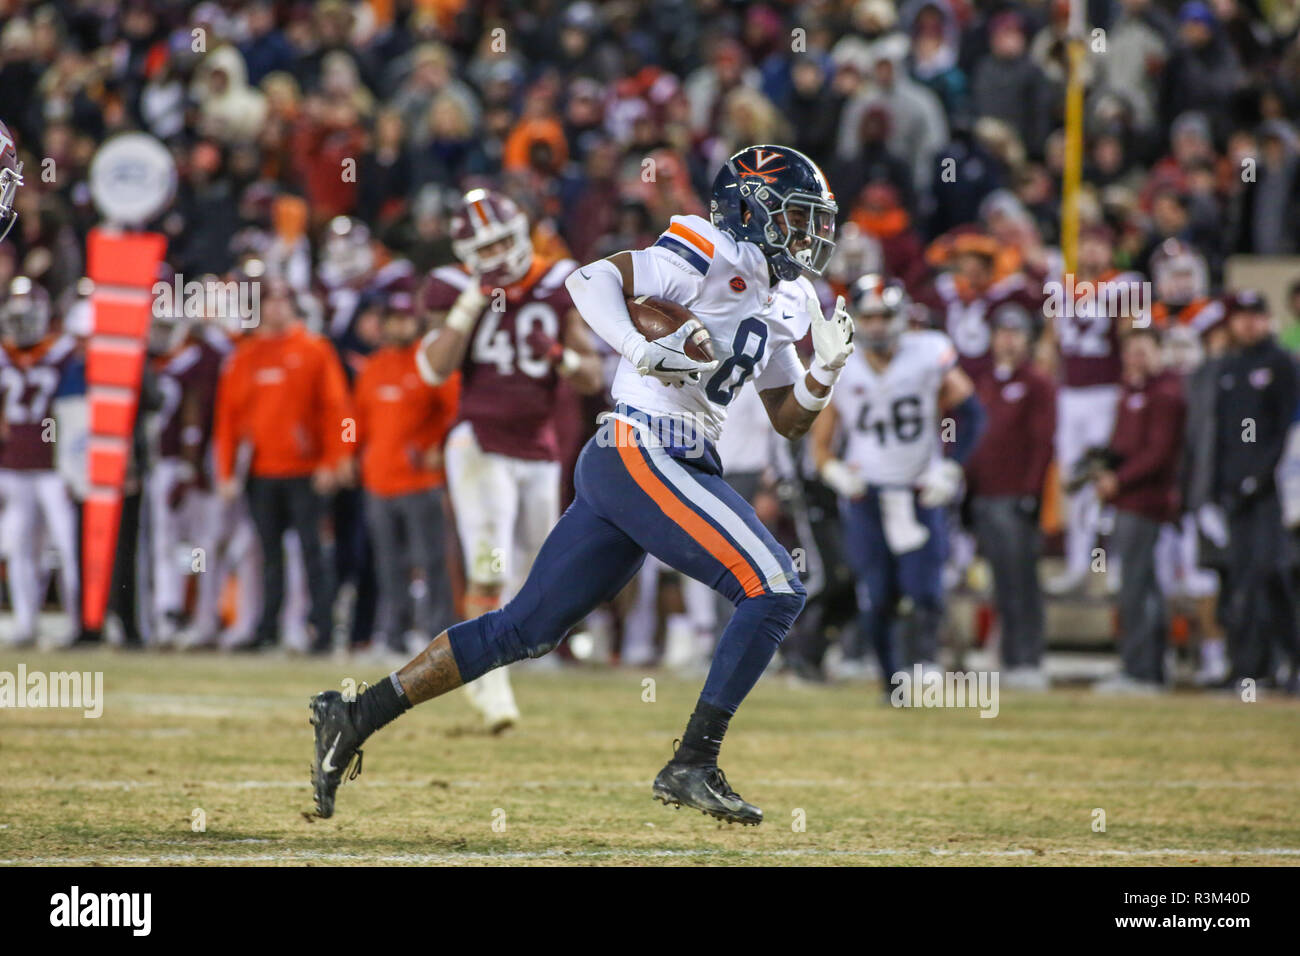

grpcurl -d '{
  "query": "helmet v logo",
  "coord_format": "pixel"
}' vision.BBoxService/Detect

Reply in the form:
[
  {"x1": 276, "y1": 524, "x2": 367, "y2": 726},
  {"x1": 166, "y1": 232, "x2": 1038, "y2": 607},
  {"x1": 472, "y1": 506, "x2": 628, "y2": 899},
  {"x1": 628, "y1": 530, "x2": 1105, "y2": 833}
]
[{"x1": 751, "y1": 149, "x2": 781, "y2": 169}]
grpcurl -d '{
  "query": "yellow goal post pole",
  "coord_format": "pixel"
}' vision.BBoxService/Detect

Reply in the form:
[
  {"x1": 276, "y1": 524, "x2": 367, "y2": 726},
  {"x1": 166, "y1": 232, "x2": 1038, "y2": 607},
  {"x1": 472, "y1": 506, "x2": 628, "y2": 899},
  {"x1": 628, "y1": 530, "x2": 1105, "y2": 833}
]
[{"x1": 1060, "y1": 0, "x2": 1086, "y2": 278}]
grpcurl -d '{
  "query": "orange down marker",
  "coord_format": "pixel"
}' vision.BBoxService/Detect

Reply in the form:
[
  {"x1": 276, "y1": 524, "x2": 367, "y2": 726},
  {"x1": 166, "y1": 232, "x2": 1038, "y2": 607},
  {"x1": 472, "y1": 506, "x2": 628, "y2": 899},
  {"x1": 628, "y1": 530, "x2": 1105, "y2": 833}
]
[{"x1": 81, "y1": 228, "x2": 167, "y2": 630}]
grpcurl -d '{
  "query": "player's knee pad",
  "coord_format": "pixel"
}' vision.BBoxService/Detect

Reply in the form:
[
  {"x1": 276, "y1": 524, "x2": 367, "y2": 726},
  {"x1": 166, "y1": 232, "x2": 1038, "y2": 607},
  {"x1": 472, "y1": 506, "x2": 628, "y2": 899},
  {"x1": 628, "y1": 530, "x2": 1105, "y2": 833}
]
[{"x1": 744, "y1": 587, "x2": 805, "y2": 642}]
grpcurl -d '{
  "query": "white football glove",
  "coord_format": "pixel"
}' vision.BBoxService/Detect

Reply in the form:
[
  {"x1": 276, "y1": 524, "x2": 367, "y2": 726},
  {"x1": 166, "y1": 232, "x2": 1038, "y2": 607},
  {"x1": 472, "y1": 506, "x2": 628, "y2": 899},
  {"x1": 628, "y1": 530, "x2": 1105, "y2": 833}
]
[
  {"x1": 627, "y1": 318, "x2": 719, "y2": 388},
  {"x1": 917, "y1": 458, "x2": 964, "y2": 508},
  {"x1": 1197, "y1": 503, "x2": 1229, "y2": 549},
  {"x1": 820, "y1": 459, "x2": 867, "y2": 499},
  {"x1": 807, "y1": 293, "x2": 855, "y2": 375},
  {"x1": 445, "y1": 281, "x2": 489, "y2": 334}
]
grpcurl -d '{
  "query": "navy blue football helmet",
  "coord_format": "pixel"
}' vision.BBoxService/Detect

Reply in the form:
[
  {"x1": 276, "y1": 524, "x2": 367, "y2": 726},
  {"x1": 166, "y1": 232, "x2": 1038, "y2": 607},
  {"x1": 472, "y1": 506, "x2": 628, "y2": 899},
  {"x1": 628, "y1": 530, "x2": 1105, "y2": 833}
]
[{"x1": 709, "y1": 144, "x2": 837, "y2": 281}]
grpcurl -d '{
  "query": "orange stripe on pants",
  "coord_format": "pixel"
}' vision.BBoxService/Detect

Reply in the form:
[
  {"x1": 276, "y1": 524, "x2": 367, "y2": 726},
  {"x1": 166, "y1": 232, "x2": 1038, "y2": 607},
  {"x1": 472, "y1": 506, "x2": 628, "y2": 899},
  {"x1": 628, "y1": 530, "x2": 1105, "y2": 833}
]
[{"x1": 614, "y1": 420, "x2": 766, "y2": 598}]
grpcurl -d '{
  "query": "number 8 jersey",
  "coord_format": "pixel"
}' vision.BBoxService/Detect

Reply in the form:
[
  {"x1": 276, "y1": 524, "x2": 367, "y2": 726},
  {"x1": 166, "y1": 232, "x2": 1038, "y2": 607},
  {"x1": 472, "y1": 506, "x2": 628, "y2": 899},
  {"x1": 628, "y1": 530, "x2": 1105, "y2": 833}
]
[
  {"x1": 830, "y1": 329, "x2": 957, "y2": 487},
  {"x1": 618, "y1": 215, "x2": 815, "y2": 444}
]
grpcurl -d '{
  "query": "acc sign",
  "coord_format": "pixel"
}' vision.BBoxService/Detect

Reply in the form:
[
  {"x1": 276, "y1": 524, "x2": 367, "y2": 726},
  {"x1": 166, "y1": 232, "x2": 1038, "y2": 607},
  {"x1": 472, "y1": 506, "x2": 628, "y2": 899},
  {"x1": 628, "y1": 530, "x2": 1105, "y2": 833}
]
[{"x1": 88, "y1": 132, "x2": 176, "y2": 226}]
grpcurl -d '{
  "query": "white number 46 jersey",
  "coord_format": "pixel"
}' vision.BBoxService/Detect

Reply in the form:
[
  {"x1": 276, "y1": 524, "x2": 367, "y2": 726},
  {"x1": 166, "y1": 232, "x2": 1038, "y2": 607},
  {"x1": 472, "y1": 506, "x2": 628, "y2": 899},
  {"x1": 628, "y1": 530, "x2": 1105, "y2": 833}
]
[
  {"x1": 616, "y1": 215, "x2": 814, "y2": 444},
  {"x1": 831, "y1": 329, "x2": 957, "y2": 487}
]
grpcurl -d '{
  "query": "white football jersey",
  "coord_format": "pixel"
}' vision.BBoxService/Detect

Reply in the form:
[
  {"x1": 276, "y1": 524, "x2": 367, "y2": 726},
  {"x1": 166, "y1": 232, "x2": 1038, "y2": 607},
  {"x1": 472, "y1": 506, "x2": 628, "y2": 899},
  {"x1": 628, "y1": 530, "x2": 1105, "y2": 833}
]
[
  {"x1": 614, "y1": 215, "x2": 813, "y2": 443},
  {"x1": 832, "y1": 330, "x2": 957, "y2": 486}
]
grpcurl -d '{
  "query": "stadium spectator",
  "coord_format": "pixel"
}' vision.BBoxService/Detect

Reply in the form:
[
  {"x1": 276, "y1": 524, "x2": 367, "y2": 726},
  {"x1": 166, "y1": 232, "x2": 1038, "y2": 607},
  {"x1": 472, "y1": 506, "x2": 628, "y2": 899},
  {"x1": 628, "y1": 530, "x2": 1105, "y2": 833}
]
[
  {"x1": 838, "y1": 32, "x2": 948, "y2": 193},
  {"x1": 965, "y1": 309, "x2": 1056, "y2": 688},
  {"x1": 193, "y1": 44, "x2": 269, "y2": 146},
  {"x1": 1094, "y1": 326, "x2": 1187, "y2": 692},
  {"x1": 970, "y1": 11, "x2": 1051, "y2": 161},
  {"x1": 1212, "y1": 291, "x2": 1300, "y2": 689},
  {"x1": 902, "y1": 0, "x2": 968, "y2": 121},
  {"x1": 352, "y1": 292, "x2": 459, "y2": 654},
  {"x1": 212, "y1": 278, "x2": 352, "y2": 652},
  {"x1": 1162, "y1": 2, "x2": 1244, "y2": 141}
]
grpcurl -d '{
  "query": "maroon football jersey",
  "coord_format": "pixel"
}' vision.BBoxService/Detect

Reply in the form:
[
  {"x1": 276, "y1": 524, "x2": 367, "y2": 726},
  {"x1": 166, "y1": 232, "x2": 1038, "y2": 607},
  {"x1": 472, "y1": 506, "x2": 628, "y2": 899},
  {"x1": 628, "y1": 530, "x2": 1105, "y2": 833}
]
[
  {"x1": 152, "y1": 336, "x2": 226, "y2": 462},
  {"x1": 0, "y1": 335, "x2": 76, "y2": 471},
  {"x1": 420, "y1": 258, "x2": 577, "y2": 461},
  {"x1": 1055, "y1": 270, "x2": 1139, "y2": 388},
  {"x1": 932, "y1": 271, "x2": 1043, "y2": 381}
]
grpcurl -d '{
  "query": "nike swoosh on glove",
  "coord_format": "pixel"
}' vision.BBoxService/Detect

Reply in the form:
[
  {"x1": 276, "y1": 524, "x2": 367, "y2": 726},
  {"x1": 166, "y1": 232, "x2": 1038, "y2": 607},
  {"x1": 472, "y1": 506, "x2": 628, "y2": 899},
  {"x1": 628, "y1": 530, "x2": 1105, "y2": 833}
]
[{"x1": 627, "y1": 318, "x2": 719, "y2": 388}]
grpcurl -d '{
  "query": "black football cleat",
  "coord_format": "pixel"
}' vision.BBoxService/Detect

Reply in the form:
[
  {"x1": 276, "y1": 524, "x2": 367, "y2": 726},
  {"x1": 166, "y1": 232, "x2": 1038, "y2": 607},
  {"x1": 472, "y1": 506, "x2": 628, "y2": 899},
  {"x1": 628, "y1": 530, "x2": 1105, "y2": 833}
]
[
  {"x1": 652, "y1": 761, "x2": 763, "y2": 826},
  {"x1": 309, "y1": 691, "x2": 364, "y2": 818}
]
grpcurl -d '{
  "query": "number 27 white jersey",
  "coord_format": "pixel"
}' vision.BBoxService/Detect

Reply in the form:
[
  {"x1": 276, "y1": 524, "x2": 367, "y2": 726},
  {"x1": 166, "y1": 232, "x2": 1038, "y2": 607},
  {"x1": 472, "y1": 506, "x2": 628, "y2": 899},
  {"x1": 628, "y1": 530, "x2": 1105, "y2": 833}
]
[{"x1": 831, "y1": 330, "x2": 956, "y2": 487}]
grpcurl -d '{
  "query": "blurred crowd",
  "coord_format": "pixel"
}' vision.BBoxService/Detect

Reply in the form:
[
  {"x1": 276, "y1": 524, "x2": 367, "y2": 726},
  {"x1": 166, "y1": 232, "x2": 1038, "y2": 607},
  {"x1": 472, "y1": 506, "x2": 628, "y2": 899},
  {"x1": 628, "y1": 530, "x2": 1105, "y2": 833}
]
[{"x1": 2, "y1": 0, "x2": 1300, "y2": 695}]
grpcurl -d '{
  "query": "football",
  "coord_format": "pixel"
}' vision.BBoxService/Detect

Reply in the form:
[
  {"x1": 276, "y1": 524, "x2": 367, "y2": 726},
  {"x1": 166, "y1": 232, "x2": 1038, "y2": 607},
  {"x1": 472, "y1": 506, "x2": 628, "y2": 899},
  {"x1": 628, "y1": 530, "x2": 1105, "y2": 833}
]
[{"x1": 626, "y1": 295, "x2": 715, "y2": 363}]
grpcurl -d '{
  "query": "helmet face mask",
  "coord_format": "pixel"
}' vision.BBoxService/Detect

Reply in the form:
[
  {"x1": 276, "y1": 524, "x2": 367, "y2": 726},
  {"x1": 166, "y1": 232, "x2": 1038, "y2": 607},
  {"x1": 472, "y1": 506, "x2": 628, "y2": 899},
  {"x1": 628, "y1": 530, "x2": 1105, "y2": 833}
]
[
  {"x1": 2, "y1": 277, "x2": 51, "y2": 348},
  {"x1": 0, "y1": 162, "x2": 21, "y2": 243},
  {"x1": 761, "y1": 193, "x2": 837, "y2": 279},
  {"x1": 850, "y1": 274, "x2": 908, "y2": 353},
  {"x1": 451, "y1": 189, "x2": 533, "y2": 286},
  {"x1": 319, "y1": 216, "x2": 374, "y2": 287},
  {"x1": 0, "y1": 117, "x2": 22, "y2": 244},
  {"x1": 1152, "y1": 242, "x2": 1208, "y2": 308},
  {"x1": 457, "y1": 223, "x2": 531, "y2": 284},
  {"x1": 710, "y1": 145, "x2": 838, "y2": 281}
]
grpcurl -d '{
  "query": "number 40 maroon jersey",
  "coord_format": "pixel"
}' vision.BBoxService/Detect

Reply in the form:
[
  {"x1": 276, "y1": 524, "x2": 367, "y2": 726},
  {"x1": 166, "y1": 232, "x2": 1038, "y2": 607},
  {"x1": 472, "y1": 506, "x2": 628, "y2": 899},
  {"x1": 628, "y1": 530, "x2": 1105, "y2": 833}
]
[{"x1": 419, "y1": 257, "x2": 577, "y2": 462}]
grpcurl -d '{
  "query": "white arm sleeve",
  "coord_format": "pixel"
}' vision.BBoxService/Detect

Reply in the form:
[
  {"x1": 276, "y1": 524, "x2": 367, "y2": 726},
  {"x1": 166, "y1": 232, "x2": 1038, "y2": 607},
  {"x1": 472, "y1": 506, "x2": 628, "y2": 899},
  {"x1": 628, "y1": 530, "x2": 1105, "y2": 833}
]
[
  {"x1": 755, "y1": 340, "x2": 807, "y2": 392},
  {"x1": 564, "y1": 258, "x2": 641, "y2": 359}
]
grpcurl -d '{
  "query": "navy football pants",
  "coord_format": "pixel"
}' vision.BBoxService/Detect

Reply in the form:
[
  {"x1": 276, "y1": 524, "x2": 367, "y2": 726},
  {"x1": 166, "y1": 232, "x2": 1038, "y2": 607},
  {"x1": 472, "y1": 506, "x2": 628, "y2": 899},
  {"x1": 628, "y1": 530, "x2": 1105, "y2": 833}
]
[
  {"x1": 842, "y1": 488, "x2": 947, "y2": 675},
  {"x1": 446, "y1": 412, "x2": 805, "y2": 714}
]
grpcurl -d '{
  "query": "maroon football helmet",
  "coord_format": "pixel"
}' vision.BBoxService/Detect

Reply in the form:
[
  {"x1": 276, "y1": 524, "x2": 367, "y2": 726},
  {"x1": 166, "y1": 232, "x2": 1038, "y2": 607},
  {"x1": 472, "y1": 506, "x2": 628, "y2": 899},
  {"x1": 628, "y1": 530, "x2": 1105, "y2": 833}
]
[
  {"x1": 1, "y1": 276, "x2": 52, "y2": 348},
  {"x1": 1151, "y1": 238, "x2": 1208, "y2": 309},
  {"x1": 450, "y1": 188, "x2": 533, "y2": 285},
  {"x1": 0, "y1": 119, "x2": 23, "y2": 243}
]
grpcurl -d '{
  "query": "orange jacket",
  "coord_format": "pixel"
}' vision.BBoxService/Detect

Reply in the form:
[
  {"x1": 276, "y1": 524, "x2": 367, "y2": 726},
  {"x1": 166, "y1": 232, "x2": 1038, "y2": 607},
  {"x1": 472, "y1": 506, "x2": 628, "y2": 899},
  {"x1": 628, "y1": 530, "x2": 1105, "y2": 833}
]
[
  {"x1": 352, "y1": 343, "x2": 460, "y2": 497},
  {"x1": 213, "y1": 324, "x2": 353, "y2": 481},
  {"x1": 502, "y1": 116, "x2": 569, "y2": 171}
]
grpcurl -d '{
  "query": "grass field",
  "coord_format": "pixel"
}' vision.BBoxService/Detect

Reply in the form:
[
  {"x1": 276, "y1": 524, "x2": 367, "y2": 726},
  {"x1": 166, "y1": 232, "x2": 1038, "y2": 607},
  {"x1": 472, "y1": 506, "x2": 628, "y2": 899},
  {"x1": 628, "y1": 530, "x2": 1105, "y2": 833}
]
[{"x1": 1, "y1": 648, "x2": 1298, "y2": 866}]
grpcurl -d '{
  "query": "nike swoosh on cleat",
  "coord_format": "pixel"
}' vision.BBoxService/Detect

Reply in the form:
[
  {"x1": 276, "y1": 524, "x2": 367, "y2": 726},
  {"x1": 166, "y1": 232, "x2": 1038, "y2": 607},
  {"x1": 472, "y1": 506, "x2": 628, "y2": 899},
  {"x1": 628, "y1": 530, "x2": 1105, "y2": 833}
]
[{"x1": 321, "y1": 732, "x2": 341, "y2": 773}]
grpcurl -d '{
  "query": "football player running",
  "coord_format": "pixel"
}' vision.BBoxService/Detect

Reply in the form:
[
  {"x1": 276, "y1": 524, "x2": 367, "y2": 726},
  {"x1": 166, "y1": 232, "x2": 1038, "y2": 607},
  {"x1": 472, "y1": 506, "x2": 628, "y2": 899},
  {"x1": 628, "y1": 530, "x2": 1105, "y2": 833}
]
[
  {"x1": 414, "y1": 189, "x2": 604, "y2": 731},
  {"x1": 310, "y1": 145, "x2": 853, "y2": 825},
  {"x1": 811, "y1": 276, "x2": 984, "y2": 690}
]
